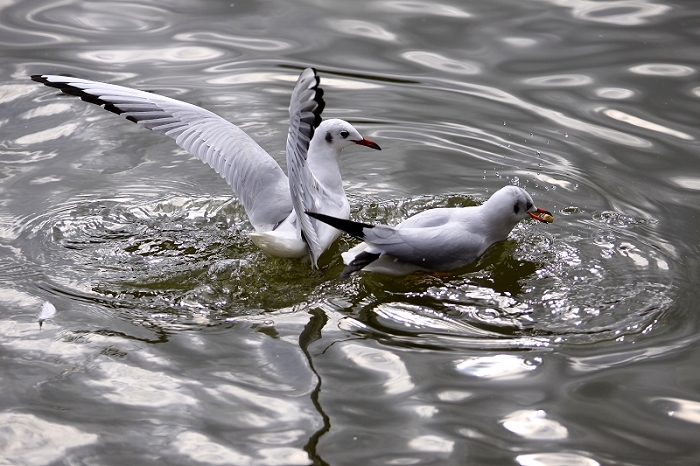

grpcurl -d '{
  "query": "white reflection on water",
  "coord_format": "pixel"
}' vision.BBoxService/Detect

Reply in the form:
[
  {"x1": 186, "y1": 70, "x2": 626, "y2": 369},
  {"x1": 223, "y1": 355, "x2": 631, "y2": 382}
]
[
  {"x1": 534, "y1": 0, "x2": 670, "y2": 26},
  {"x1": 501, "y1": 409, "x2": 568, "y2": 439},
  {"x1": 88, "y1": 361, "x2": 200, "y2": 408},
  {"x1": 524, "y1": 74, "x2": 593, "y2": 87},
  {"x1": 436, "y1": 390, "x2": 472, "y2": 402},
  {"x1": 669, "y1": 176, "x2": 700, "y2": 191},
  {"x1": 175, "y1": 432, "x2": 309, "y2": 466},
  {"x1": 256, "y1": 447, "x2": 312, "y2": 466},
  {"x1": 601, "y1": 108, "x2": 694, "y2": 141},
  {"x1": 328, "y1": 19, "x2": 398, "y2": 42},
  {"x1": 19, "y1": 102, "x2": 74, "y2": 119},
  {"x1": 403, "y1": 51, "x2": 480, "y2": 75},
  {"x1": 629, "y1": 63, "x2": 695, "y2": 77},
  {"x1": 28, "y1": 1, "x2": 171, "y2": 33},
  {"x1": 374, "y1": 303, "x2": 487, "y2": 335},
  {"x1": 174, "y1": 32, "x2": 291, "y2": 52},
  {"x1": 435, "y1": 78, "x2": 652, "y2": 147},
  {"x1": 594, "y1": 87, "x2": 635, "y2": 99},
  {"x1": 15, "y1": 122, "x2": 80, "y2": 145},
  {"x1": 456, "y1": 354, "x2": 539, "y2": 379},
  {"x1": 0, "y1": 83, "x2": 36, "y2": 103},
  {"x1": 568, "y1": 336, "x2": 696, "y2": 372},
  {"x1": 0, "y1": 412, "x2": 98, "y2": 465},
  {"x1": 652, "y1": 397, "x2": 700, "y2": 425},
  {"x1": 501, "y1": 37, "x2": 539, "y2": 47},
  {"x1": 408, "y1": 434, "x2": 455, "y2": 453},
  {"x1": 204, "y1": 384, "x2": 316, "y2": 428},
  {"x1": 77, "y1": 46, "x2": 223, "y2": 64},
  {"x1": 517, "y1": 452, "x2": 600, "y2": 466},
  {"x1": 378, "y1": 1, "x2": 471, "y2": 18},
  {"x1": 340, "y1": 342, "x2": 414, "y2": 395},
  {"x1": 174, "y1": 431, "x2": 253, "y2": 465}
]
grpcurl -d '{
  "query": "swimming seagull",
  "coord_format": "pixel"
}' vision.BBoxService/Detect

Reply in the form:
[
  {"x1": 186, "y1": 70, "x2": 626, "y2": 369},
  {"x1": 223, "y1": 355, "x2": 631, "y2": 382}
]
[
  {"x1": 307, "y1": 185, "x2": 554, "y2": 278},
  {"x1": 31, "y1": 68, "x2": 381, "y2": 266}
]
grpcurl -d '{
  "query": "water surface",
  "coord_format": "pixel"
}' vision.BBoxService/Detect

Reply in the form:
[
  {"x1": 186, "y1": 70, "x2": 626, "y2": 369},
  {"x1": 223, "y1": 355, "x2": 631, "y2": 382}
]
[{"x1": 2, "y1": 0, "x2": 700, "y2": 464}]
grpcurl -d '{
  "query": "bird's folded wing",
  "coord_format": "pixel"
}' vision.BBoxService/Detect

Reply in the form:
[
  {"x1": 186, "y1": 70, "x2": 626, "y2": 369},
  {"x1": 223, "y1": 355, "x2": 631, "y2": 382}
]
[
  {"x1": 31, "y1": 74, "x2": 292, "y2": 231},
  {"x1": 367, "y1": 225, "x2": 483, "y2": 268},
  {"x1": 284, "y1": 68, "x2": 327, "y2": 266}
]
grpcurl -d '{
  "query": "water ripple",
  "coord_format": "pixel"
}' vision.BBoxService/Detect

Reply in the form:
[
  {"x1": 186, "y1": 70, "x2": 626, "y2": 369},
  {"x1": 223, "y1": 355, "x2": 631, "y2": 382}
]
[
  {"x1": 426, "y1": 77, "x2": 652, "y2": 148},
  {"x1": 77, "y1": 46, "x2": 224, "y2": 65},
  {"x1": 403, "y1": 51, "x2": 481, "y2": 75},
  {"x1": 517, "y1": 452, "x2": 600, "y2": 466},
  {"x1": 0, "y1": 412, "x2": 98, "y2": 464},
  {"x1": 0, "y1": 0, "x2": 173, "y2": 47},
  {"x1": 174, "y1": 31, "x2": 291, "y2": 52},
  {"x1": 594, "y1": 87, "x2": 636, "y2": 99},
  {"x1": 650, "y1": 397, "x2": 700, "y2": 425},
  {"x1": 328, "y1": 19, "x2": 398, "y2": 42},
  {"x1": 340, "y1": 342, "x2": 415, "y2": 395},
  {"x1": 629, "y1": 63, "x2": 696, "y2": 77},
  {"x1": 456, "y1": 354, "x2": 540, "y2": 379},
  {"x1": 378, "y1": 1, "x2": 472, "y2": 18},
  {"x1": 501, "y1": 409, "x2": 568, "y2": 439},
  {"x1": 7, "y1": 195, "x2": 330, "y2": 321},
  {"x1": 330, "y1": 191, "x2": 674, "y2": 348},
  {"x1": 524, "y1": 74, "x2": 593, "y2": 87},
  {"x1": 536, "y1": 0, "x2": 671, "y2": 26}
]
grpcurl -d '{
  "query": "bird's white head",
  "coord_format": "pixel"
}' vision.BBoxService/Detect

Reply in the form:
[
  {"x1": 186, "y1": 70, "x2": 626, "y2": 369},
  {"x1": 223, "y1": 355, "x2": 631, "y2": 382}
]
[
  {"x1": 484, "y1": 185, "x2": 554, "y2": 224},
  {"x1": 314, "y1": 119, "x2": 381, "y2": 154}
]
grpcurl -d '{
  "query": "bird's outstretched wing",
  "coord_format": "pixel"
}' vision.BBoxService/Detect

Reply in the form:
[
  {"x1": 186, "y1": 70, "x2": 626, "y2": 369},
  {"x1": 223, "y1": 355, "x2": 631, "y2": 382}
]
[
  {"x1": 284, "y1": 68, "x2": 327, "y2": 266},
  {"x1": 31, "y1": 74, "x2": 292, "y2": 231}
]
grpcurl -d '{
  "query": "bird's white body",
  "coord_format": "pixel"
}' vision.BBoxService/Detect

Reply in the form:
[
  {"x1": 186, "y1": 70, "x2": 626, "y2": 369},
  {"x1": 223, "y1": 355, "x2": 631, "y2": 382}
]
[
  {"x1": 32, "y1": 69, "x2": 380, "y2": 266},
  {"x1": 309, "y1": 185, "x2": 553, "y2": 277}
]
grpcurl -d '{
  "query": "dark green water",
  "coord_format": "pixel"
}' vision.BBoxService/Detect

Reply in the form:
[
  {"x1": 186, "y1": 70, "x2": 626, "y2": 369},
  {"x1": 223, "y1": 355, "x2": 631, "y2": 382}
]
[{"x1": 1, "y1": 0, "x2": 700, "y2": 464}]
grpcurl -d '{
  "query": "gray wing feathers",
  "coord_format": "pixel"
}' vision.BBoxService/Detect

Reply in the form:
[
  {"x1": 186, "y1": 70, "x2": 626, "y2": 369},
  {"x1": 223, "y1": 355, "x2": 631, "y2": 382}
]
[
  {"x1": 31, "y1": 74, "x2": 292, "y2": 231},
  {"x1": 365, "y1": 225, "x2": 484, "y2": 269},
  {"x1": 285, "y1": 68, "x2": 326, "y2": 266}
]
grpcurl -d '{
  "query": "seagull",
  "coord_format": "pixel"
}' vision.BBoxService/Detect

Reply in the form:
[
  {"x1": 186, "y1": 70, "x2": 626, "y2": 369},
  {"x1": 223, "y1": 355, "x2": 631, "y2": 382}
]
[
  {"x1": 31, "y1": 68, "x2": 381, "y2": 266},
  {"x1": 307, "y1": 185, "x2": 554, "y2": 278}
]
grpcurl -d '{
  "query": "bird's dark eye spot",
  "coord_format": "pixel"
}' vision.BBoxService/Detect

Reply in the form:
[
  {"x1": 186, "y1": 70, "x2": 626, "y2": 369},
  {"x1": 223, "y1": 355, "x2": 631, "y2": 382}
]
[
  {"x1": 325, "y1": 132, "x2": 333, "y2": 143},
  {"x1": 526, "y1": 202, "x2": 533, "y2": 210},
  {"x1": 340, "y1": 130, "x2": 349, "y2": 139},
  {"x1": 514, "y1": 204, "x2": 520, "y2": 214}
]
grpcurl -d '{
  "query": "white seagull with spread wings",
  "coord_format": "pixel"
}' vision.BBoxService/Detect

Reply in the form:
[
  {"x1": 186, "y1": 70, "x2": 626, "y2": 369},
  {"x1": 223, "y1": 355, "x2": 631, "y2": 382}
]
[
  {"x1": 32, "y1": 68, "x2": 381, "y2": 267},
  {"x1": 308, "y1": 185, "x2": 554, "y2": 278}
]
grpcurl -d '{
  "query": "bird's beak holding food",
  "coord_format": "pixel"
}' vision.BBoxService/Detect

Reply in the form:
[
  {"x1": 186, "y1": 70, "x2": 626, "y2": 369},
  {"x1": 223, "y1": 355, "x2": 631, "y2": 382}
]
[
  {"x1": 529, "y1": 207, "x2": 554, "y2": 223},
  {"x1": 353, "y1": 138, "x2": 382, "y2": 150}
]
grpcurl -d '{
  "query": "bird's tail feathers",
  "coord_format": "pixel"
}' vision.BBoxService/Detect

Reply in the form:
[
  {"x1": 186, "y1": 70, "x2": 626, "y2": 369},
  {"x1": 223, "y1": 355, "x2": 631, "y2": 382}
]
[{"x1": 340, "y1": 251, "x2": 381, "y2": 279}]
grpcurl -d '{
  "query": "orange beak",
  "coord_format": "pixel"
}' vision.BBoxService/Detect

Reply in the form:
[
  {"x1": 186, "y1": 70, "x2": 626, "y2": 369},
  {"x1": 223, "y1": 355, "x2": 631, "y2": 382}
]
[
  {"x1": 529, "y1": 207, "x2": 554, "y2": 223},
  {"x1": 352, "y1": 138, "x2": 381, "y2": 150}
]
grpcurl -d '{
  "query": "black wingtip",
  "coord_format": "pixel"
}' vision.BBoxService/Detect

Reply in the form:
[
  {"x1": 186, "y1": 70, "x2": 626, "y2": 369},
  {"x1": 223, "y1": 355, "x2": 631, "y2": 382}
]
[
  {"x1": 308, "y1": 68, "x2": 325, "y2": 130},
  {"x1": 306, "y1": 211, "x2": 373, "y2": 240},
  {"x1": 313, "y1": 87, "x2": 325, "y2": 129},
  {"x1": 31, "y1": 74, "x2": 129, "y2": 118}
]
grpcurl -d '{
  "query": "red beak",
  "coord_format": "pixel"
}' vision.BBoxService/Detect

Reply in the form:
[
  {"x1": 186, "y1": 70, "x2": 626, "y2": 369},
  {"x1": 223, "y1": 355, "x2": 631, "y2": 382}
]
[
  {"x1": 528, "y1": 207, "x2": 554, "y2": 223},
  {"x1": 352, "y1": 138, "x2": 381, "y2": 150}
]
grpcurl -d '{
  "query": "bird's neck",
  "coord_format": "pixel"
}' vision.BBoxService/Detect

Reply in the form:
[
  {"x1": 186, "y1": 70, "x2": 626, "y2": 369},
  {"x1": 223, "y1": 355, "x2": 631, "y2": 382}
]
[
  {"x1": 308, "y1": 139, "x2": 344, "y2": 193},
  {"x1": 475, "y1": 207, "x2": 518, "y2": 242}
]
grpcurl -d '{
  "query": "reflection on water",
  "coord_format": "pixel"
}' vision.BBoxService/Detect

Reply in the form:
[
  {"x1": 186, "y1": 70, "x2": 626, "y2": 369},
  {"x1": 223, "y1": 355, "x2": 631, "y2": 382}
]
[{"x1": 2, "y1": 0, "x2": 700, "y2": 463}]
